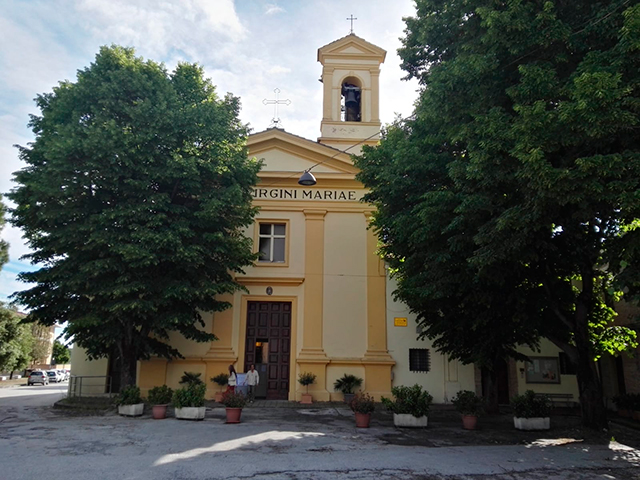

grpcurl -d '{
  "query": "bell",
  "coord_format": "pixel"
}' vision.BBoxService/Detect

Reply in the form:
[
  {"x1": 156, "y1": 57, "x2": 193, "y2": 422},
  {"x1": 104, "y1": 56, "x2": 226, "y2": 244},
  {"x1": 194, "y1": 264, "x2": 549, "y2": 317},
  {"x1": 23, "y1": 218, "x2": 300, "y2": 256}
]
[{"x1": 344, "y1": 88, "x2": 359, "y2": 108}]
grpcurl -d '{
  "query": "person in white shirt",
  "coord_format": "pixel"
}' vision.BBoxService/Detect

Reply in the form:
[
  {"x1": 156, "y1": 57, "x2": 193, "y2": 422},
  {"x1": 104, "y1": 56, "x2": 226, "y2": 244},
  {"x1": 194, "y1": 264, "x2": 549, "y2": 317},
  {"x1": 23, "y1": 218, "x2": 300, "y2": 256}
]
[
  {"x1": 227, "y1": 364, "x2": 237, "y2": 393},
  {"x1": 244, "y1": 364, "x2": 259, "y2": 403}
]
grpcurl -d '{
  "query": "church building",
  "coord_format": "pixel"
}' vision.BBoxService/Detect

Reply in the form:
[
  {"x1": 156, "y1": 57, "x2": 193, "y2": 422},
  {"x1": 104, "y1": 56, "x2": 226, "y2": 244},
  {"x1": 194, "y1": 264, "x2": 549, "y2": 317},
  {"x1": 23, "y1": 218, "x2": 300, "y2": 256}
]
[{"x1": 72, "y1": 33, "x2": 596, "y2": 406}]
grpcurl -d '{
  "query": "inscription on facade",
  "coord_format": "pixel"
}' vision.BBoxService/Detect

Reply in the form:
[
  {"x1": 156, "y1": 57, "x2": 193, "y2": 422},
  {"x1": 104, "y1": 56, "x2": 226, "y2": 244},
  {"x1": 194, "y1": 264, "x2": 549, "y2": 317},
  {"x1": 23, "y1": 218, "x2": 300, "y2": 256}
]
[{"x1": 252, "y1": 188, "x2": 362, "y2": 201}]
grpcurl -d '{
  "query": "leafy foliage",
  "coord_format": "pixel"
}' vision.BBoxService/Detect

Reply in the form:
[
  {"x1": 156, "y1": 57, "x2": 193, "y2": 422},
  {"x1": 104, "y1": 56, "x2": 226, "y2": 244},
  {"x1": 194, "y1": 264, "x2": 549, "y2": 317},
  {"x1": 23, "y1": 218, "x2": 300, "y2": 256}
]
[
  {"x1": 451, "y1": 390, "x2": 484, "y2": 416},
  {"x1": 333, "y1": 374, "x2": 363, "y2": 394},
  {"x1": 221, "y1": 390, "x2": 247, "y2": 408},
  {"x1": 147, "y1": 385, "x2": 173, "y2": 405},
  {"x1": 298, "y1": 372, "x2": 316, "y2": 387},
  {"x1": 52, "y1": 340, "x2": 70, "y2": 364},
  {"x1": 0, "y1": 198, "x2": 8, "y2": 269},
  {"x1": 172, "y1": 383, "x2": 206, "y2": 408},
  {"x1": 9, "y1": 46, "x2": 261, "y2": 388},
  {"x1": 381, "y1": 384, "x2": 433, "y2": 418},
  {"x1": 0, "y1": 305, "x2": 33, "y2": 374},
  {"x1": 211, "y1": 373, "x2": 229, "y2": 387},
  {"x1": 179, "y1": 371, "x2": 203, "y2": 386},
  {"x1": 355, "y1": 0, "x2": 640, "y2": 428},
  {"x1": 350, "y1": 393, "x2": 375, "y2": 414},
  {"x1": 116, "y1": 385, "x2": 142, "y2": 406},
  {"x1": 511, "y1": 390, "x2": 552, "y2": 419}
]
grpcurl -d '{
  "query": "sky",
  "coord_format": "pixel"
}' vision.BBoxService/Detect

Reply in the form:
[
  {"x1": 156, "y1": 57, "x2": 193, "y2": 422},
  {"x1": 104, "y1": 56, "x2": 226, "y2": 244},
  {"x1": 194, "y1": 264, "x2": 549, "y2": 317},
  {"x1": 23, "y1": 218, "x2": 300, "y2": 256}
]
[{"x1": 0, "y1": 0, "x2": 420, "y2": 304}]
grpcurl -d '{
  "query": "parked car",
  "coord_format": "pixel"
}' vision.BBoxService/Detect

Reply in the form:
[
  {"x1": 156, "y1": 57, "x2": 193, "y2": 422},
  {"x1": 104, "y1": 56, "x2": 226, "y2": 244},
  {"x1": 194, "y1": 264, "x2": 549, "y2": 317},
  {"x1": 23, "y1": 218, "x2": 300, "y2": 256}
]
[
  {"x1": 28, "y1": 371, "x2": 49, "y2": 386},
  {"x1": 57, "y1": 369, "x2": 68, "y2": 381},
  {"x1": 46, "y1": 370, "x2": 63, "y2": 383}
]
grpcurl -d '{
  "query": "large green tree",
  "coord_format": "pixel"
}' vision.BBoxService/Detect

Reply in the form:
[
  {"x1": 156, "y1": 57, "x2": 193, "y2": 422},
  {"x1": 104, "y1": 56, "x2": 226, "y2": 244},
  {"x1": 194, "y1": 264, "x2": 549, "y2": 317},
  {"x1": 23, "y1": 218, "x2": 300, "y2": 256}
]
[
  {"x1": 9, "y1": 46, "x2": 261, "y2": 388},
  {"x1": 356, "y1": 1, "x2": 640, "y2": 428}
]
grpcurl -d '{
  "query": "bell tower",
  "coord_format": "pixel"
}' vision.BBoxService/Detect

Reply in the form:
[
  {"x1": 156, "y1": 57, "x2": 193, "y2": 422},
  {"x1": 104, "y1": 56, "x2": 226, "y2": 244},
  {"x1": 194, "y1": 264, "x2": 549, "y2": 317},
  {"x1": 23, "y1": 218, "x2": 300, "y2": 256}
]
[{"x1": 317, "y1": 34, "x2": 386, "y2": 155}]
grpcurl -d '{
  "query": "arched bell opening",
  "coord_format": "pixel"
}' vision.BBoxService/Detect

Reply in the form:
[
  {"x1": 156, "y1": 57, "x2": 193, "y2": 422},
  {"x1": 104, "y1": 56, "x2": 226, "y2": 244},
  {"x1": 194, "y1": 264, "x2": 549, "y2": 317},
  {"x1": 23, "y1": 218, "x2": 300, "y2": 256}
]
[{"x1": 341, "y1": 76, "x2": 362, "y2": 122}]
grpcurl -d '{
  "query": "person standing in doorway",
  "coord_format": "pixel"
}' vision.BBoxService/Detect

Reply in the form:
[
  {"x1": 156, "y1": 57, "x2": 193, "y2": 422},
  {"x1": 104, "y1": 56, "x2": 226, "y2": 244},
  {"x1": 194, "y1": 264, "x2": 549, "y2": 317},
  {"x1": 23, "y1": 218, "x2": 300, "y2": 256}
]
[
  {"x1": 226, "y1": 365, "x2": 237, "y2": 393},
  {"x1": 244, "y1": 364, "x2": 259, "y2": 403}
]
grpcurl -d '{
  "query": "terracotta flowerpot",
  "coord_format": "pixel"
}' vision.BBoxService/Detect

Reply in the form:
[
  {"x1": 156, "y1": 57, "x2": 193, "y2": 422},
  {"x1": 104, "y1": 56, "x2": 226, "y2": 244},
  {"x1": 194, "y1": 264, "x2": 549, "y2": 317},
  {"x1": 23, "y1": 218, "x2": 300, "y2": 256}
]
[
  {"x1": 355, "y1": 412, "x2": 371, "y2": 428},
  {"x1": 215, "y1": 392, "x2": 224, "y2": 403},
  {"x1": 462, "y1": 415, "x2": 478, "y2": 430},
  {"x1": 226, "y1": 407, "x2": 242, "y2": 424},
  {"x1": 633, "y1": 410, "x2": 640, "y2": 421},
  {"x1": 300, "y1": 393, "x2": 313, "y2": 404},
  {"x1": 344, "y1": 393, "x2": 355, "y2": 404},
  {"x1": 618, "y1": 409, "x2": 630, "y2": 418},
  {"x1": 152, "y1": 404, "x2": 168, "y2": 420}
]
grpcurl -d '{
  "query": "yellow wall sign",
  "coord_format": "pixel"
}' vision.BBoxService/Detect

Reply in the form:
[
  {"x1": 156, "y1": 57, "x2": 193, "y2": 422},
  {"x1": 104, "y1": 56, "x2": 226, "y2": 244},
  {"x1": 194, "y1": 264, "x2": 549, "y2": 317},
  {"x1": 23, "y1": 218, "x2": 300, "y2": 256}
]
[{"x1": 394, "y1": 317, "x2": 408, "y2": 327}]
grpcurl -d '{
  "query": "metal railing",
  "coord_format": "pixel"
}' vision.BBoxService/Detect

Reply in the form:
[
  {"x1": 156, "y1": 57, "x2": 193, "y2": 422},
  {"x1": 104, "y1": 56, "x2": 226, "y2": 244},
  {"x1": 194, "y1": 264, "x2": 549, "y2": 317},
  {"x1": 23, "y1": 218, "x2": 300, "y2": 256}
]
[{"x1": 68, "y1": 375, "x2": 113, "y2": 398}]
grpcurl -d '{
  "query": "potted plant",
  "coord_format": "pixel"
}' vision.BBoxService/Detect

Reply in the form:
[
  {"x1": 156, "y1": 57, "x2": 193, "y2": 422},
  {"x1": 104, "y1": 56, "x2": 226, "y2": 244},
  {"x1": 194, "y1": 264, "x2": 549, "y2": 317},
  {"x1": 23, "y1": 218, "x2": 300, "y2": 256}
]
[
  {"x1": 180, "y1": 371, "x2": 204, "y2": 386},
  {"x1": 211, "y1": 373, "x2": 229, "y2": 403},
  {"x1": 173, "y1": 383, "x2": 207, "y2": 420},
  {"x1": 298, "y1": 372, "x2": 317, "y2": 404},
  {"x1": 381, "y1": 384, "x2": 432, "y2": 428},
  {"x1": 221, "y1": 390, "x2": 247, "y2": 423},
  {"x1": 334, "y1": 374, "x2": 363, "y2": 404},
  {"x1": 116, "y1": 385, "x2": 144, "y2": 417},
  {"x1": 451, "y1": 390, "x2": 484, "y2": 430},
  {"x1": 147, "y1": 385, "x2": 173, "y2": 420},
  {"x1": 350, "y1": 392, "x2": 375, "y2": 428},
  {"x1": 511, "y1": 390, "x2": 552, "y2": 430}
]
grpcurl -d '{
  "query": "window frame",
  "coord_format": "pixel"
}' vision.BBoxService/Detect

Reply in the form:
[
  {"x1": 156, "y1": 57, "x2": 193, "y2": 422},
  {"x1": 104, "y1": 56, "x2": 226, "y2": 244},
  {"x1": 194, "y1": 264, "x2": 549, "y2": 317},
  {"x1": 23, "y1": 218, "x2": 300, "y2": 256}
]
[
  {"x1": 254, "y1": 219, "x2": 290, "y2": 267},
  {"x1": 409, "y1": 348, "x2": 431, "y2": 373}
]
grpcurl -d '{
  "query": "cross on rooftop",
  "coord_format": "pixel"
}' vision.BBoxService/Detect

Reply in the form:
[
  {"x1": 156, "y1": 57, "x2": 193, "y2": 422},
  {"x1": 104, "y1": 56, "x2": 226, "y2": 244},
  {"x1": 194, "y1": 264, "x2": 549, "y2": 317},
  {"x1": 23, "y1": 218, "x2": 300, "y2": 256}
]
[
  {"x1": 262, "y1": 88, "x2": 291, "y2": 129},
  {"x1": 346, "y1": 14, "x2": 357, "y2": 34}
]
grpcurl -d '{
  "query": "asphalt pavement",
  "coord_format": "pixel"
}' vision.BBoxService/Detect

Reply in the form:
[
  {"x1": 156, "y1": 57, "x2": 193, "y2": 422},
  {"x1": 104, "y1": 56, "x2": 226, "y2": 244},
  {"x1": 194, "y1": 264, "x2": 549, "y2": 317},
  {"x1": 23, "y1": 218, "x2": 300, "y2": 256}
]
[{"x1": 0, "y1": 385, "x2": 639, "y2": 480}]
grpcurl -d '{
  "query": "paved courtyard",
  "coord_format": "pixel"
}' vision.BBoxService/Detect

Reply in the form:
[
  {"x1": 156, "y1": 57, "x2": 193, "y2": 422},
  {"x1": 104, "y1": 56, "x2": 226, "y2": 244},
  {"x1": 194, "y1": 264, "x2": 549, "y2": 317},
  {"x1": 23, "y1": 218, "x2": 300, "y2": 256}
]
[{"x1": 1, "y1": 384, "x2": 640, "y2": 479}]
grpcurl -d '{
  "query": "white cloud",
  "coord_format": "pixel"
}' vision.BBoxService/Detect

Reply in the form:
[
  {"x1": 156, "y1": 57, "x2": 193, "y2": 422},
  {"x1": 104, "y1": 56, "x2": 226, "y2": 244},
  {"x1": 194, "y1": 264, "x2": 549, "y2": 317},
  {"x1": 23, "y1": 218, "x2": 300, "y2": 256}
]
[
  {"x1": 267, "y1": 65, "x2": 291, "y2": 75},
  {"x1": 264, "y1": 3, "x2": 285, "y2": 15}
]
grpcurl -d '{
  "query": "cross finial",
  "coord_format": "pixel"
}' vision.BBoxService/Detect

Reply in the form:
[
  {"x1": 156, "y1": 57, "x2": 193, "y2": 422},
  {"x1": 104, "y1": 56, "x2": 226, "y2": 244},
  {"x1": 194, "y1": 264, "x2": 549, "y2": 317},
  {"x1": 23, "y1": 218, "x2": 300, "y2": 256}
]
[
  {"x1": 346, "y1": 14, "x2": 357, "y2": 34},
  {"x1": 262, "y1": 88, "x2": 291, "y2": 129}
]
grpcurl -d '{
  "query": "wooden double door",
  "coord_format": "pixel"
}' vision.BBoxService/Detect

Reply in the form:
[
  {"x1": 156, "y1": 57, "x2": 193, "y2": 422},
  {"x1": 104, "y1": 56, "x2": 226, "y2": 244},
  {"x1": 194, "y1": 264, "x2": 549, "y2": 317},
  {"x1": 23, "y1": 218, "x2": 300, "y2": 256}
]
[{"x1": 244, "y1": 301, "x2": 291, "y2": 400}]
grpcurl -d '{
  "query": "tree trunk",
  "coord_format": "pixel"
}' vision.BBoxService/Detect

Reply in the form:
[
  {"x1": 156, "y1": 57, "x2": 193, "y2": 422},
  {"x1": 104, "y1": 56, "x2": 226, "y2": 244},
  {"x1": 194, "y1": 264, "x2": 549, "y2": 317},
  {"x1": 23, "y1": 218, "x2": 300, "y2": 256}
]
[
  {"x1": 9, "y1": 371, "x2": 14, "y2": 380},
  {"x1": 482, "y1": 367, "x2": 500, "y2": 414},
  {"x1": 116, "y1": 333, "x2": 138, "y2": 390},
  {"x1": 573, "y1": 276, "x2": 608, "y2": 429}
]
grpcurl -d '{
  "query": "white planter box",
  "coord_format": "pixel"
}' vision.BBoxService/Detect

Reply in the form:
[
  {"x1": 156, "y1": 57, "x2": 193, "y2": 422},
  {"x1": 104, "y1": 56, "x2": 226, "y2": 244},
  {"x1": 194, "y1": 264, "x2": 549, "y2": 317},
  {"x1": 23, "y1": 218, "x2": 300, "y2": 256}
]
[
  {"x1": 393, "y1": 413, "x2": 428, "y2": 428},
  {"x1": 175, "y1": 406, "x2": 206, "y2": 420},
  {"x1": 514, "y1": 417, "x2": 550, "y2": 430},
  {"x1": 118, "y1": 403, "x2": 144, "y2": 417}
]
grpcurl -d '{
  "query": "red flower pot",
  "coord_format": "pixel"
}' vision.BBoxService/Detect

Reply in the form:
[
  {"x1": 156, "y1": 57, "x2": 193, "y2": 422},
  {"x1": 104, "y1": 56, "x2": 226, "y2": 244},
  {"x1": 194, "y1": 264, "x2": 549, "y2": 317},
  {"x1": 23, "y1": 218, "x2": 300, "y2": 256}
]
[
  {"x1": 226, "y1": 407, "x2": 242, "y2": 424},
  {"x1": 300, "y1": 393, "x2": 313, "y2": 404},
  {"x1": 214, "y1": 392, "x2": 224, "y2": 403},
  {"x1": 152, "y1": 404, "x2": 168, "y2": 420},
  {"x1": 355, "y1": 412, "x2": 371, "y2": 428},
  {"x1": 462, "y1": 415, "x2": 478, "y2": 430}
]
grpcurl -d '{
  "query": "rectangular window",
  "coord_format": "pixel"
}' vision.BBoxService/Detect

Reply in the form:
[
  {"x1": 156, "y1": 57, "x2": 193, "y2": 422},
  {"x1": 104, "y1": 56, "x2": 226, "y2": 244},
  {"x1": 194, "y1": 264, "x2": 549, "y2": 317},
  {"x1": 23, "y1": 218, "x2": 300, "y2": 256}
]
[
  {"x1": 409, "y1": 348, "x2": 430, "y2": 372},
  {"x1": 558, "y1": 352, "x2": 576, "y2": 375},
  {"x1": 258, "y1": 223, "x2": 286, "y2": 263}
]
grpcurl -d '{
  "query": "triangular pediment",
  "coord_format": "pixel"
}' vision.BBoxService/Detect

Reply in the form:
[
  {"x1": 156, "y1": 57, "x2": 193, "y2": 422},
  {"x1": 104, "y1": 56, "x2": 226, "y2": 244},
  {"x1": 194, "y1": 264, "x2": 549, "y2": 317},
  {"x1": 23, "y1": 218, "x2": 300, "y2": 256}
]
[
  {"x1": 248, "y1": 128, "x2": 359, "y2": 176},
  {"x1": 318, "y1": 34, "x2": 386, "y2": 63}
]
